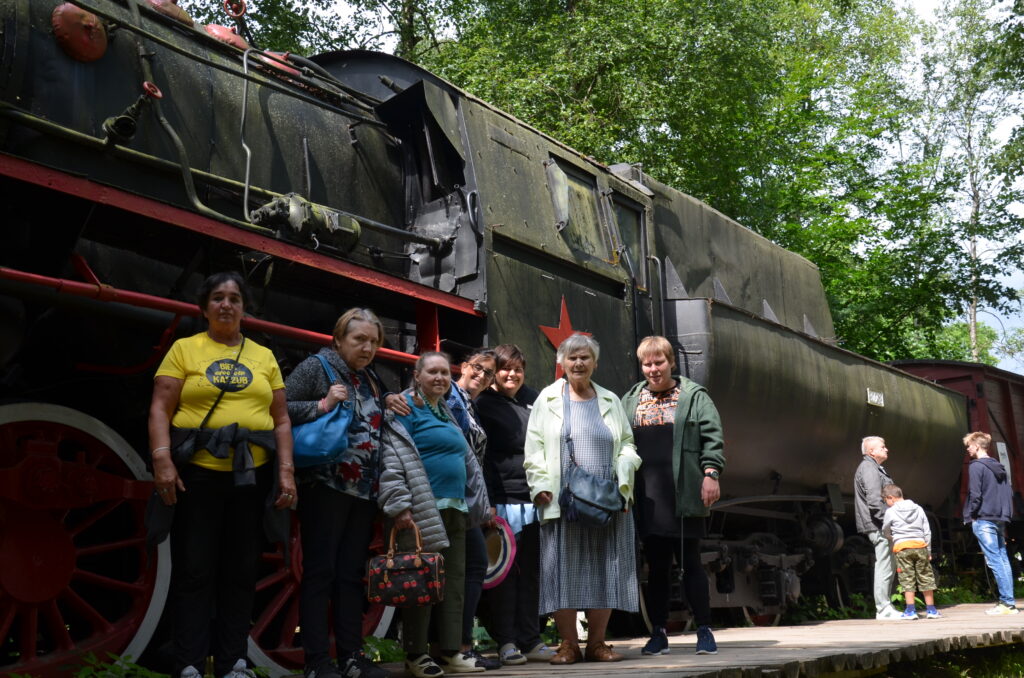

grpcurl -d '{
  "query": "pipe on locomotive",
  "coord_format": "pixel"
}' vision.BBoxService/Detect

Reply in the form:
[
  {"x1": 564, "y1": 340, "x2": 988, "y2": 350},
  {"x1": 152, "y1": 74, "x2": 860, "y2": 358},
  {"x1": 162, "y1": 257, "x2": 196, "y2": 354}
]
[
  {"x1": 0, "y1": 266, "x2": 419, "y2": 365},
  {"x1": 0, "y1": 104, "x2": 444, "y2": 250},
  {"x1": 69, "y1": 0, "x2": 387, "y2": 125}
]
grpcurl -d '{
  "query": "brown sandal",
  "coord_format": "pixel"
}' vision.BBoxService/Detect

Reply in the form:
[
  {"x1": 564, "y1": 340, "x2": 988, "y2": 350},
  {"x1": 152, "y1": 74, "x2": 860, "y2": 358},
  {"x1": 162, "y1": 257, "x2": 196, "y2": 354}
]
[
  {"x1": 585, "y1": 641, "x2": 624, "y2": 662},
  {"x1": 549, "y1": 639, "x2": 583, "y2": 665}
]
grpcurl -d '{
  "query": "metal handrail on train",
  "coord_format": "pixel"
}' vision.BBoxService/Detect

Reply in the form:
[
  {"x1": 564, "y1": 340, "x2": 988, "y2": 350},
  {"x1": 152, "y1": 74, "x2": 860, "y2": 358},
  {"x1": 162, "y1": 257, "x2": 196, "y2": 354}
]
[
  {"x1": 0, "y1": 266, "x2": 420, "y2": 365},
  {"x1": 0, "y1": 104, "x2": 444, "y2": 250}
]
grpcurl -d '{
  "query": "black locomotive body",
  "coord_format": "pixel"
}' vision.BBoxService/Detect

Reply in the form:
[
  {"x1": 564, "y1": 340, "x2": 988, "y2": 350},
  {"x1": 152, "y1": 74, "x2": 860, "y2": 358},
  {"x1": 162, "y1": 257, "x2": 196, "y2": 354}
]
[{"x1": 0, "y1": 1, "x2": 985, "y2": 675}]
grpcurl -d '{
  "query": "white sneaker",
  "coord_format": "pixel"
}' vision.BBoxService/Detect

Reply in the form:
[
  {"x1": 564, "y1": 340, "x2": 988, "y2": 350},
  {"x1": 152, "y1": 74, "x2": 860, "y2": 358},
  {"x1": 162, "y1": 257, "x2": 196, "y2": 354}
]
[
  {"x1": 986, "y1": 603, "x2": 1020, "y2": 615},
  {"x1": 181, "y1": 668, "x2": 202, "y2": 678},
  {"x1": 440, "y1": 652, "x2": 485, "y2": 673},
  {"x1": 223, "y1": 659, "x2": 257, "y2": 678},
  {"x1": 498, "y1": 643, "x2": 526, "y2": 665},
  {"x1": 875, "y1": 605, "x2": 903, "y2": 620},
  {"x1": 523, "y1": 642, "x2": 555, "y2": 662},
  {"x1": 222, "y1": 659, "x2": 256, "y2": 675},
  {"x1": 406, "y1": 654, "x2": 444, "y2": 678}
]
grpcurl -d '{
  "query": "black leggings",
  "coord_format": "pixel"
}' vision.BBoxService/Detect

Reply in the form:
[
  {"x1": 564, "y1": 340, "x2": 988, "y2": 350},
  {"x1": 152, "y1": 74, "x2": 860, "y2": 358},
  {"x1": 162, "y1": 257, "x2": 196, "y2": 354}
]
[
  {"x1": 462, "y1": 525, "x2": 488, "y2": 645},
  {"x1": 642, "y1": 534, "x2": 711, "y2": 629},
  {"x1": 170, "y1": 464, "x2": 271, "y2": 677}
]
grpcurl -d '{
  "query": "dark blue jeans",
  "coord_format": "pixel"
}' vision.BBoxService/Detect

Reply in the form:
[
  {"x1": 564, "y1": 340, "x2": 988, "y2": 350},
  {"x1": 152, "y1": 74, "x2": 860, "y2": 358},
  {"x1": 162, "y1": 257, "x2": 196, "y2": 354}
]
[{"x1": 973, "y1": 520, "x2": 1016, "y2": 607}]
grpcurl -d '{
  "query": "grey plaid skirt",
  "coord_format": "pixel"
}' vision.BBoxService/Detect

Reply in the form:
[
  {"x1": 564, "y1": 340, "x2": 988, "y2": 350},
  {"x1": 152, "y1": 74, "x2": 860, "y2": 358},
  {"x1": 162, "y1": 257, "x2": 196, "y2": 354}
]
[{"x1": 538, "y1": 397, "x2": 639, "y2": 614}]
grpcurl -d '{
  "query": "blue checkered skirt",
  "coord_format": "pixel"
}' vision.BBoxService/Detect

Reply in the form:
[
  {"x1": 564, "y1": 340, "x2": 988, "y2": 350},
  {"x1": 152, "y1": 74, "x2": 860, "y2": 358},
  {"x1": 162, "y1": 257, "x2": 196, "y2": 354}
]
[{"x1": 538, "y1": 398, "x2": 639, "y2": 613}]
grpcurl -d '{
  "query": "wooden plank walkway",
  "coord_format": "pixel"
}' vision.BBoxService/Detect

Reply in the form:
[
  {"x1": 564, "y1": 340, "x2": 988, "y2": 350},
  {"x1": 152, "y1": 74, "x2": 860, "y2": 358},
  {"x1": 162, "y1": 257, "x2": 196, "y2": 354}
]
[{"x1": 376, "y1": 603, "x2": 1024, "y2": 678}]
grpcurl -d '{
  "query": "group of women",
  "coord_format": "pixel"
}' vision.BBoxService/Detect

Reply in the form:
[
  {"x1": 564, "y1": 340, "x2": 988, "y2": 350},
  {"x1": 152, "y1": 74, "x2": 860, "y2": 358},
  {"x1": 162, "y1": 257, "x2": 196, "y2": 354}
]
[{"x1": 149, "y1": 271, "x2": 726, "y2": 678}]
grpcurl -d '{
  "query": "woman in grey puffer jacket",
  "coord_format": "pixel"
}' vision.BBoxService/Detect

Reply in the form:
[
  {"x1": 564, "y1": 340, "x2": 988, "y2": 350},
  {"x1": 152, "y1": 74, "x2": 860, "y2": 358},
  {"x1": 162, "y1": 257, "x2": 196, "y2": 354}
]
[{"x1": 378, "y1": 415, "x2": 449, "y2": 551}]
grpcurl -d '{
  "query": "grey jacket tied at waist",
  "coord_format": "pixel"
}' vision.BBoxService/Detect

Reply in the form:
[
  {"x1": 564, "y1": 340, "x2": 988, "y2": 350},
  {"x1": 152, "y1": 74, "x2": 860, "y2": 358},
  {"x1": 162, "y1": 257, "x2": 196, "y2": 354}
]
[
  {"x1": 377, "y1": 414, "x2": 450, "y2": 552},
  {"x1": 169, "y1": 423, "x2": 276, "y2": 487},
  {"x1": 148, "y1": 425, "x2": 282, "y2": 548}
]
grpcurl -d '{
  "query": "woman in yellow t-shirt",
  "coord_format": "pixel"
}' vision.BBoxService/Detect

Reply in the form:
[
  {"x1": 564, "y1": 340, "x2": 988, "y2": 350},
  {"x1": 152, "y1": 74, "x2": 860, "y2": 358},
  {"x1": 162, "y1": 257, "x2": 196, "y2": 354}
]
[{"x1": 148, "y1": 271, "x2": 296, "y2": 678}]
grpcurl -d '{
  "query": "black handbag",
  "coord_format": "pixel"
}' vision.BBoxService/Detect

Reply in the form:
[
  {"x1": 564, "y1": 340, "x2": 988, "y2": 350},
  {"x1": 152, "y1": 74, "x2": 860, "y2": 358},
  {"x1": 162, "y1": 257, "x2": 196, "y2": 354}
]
[
  {"x1": 366, "y1": 523, "x2": 446, "y2": 608},
  {"x1": 558, "y1": 382, "x2": 624, "y2": 528}
]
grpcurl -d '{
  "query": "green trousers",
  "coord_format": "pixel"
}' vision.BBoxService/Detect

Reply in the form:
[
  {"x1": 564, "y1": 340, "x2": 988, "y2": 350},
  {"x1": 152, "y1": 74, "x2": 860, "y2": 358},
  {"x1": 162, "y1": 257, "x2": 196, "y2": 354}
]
[{"x1": 398, "y1": 508, "x2": 467, "y2": 654}]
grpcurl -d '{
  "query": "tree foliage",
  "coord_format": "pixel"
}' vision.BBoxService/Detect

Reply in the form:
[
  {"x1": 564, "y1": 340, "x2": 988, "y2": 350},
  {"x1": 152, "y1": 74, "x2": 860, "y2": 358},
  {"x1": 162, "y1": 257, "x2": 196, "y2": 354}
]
[
  {"x1": 178, "y1": 0, "x2": 355, "y2": 53},
  {"x1": 419, "y1": 0, "x2": 978, "y2": 359},
  {"x1": 904, "y1": 321, "x2": 1000, "y2": 363}
]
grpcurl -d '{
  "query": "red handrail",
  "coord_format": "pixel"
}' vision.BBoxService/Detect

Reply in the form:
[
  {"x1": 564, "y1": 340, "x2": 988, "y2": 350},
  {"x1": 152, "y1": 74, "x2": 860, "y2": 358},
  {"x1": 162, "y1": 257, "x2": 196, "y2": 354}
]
[{"x1": 0, "y1": 265, "x2": 418, "y2": 365}]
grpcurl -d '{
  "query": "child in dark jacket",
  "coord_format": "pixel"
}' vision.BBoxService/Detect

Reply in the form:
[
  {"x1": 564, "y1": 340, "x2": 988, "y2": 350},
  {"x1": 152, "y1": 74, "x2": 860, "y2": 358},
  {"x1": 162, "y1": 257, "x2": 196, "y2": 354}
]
[{"x1": 882, "y1": 484, "x2": 940, "y2": 619}]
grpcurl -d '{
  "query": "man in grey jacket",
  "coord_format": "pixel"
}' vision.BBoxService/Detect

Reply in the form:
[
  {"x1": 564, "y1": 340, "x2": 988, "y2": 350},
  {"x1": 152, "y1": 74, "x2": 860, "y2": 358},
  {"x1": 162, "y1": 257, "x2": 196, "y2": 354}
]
[{"x1": 854, "y1": 436, "x2": 900, "y2": 619}]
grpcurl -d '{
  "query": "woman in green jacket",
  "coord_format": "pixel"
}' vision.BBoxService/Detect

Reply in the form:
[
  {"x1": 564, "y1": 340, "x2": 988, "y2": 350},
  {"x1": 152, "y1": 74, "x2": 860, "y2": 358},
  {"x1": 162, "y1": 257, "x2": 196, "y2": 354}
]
[{"x1": 621, "y1": 335, "x2": 725, "y2": 657}]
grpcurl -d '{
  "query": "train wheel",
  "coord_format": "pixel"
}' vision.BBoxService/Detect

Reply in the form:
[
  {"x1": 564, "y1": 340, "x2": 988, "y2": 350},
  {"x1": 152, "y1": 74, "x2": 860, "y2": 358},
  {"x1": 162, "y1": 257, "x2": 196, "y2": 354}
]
[
  {"x1": 248, "y1": 515, "x2": 395, "y2": 677},
  {"x1": 0, "y1": 403, "x2": 168, "y2": 677}
]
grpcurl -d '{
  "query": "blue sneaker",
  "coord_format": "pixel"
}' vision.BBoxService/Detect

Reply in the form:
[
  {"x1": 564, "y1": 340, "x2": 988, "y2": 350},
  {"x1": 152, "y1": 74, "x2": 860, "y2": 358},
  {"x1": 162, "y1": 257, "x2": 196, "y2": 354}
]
[
  {"x1": 642, "y1": 626, "x2": 670, "y2": 655},
  {"x1": 899, "y1": 609, "x2": 918, "y2": 620},
  {"x1": 926, "y1": 608, "x2": 942, "y2": 619},
  {"x1": 695, "y1": 625, "x2": 717, "y2": 655}
]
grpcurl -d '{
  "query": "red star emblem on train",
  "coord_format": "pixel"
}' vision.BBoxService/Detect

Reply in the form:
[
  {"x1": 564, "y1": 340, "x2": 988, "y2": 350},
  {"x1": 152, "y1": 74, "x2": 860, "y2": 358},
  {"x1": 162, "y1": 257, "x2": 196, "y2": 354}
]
[{"x1": 539, "y1": 296, "x2": 591, "y2": 378}]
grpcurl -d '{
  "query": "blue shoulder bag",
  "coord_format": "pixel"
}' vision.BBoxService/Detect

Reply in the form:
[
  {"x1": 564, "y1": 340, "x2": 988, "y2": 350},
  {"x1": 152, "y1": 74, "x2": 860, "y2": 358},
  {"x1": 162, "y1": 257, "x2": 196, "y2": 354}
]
[
  {"x1": 293, "y1": 354, "x2": 355, "y2": 469},
  {"x1": 557, "y1": 382, "x2": 624, "y2": 528}
]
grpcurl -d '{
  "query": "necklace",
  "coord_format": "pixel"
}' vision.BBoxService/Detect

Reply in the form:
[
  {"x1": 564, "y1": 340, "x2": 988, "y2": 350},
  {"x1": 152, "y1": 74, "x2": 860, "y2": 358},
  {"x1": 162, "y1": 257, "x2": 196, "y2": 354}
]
[{"x1": 417, "y1": 388, "x2": 450, "y2": 422}]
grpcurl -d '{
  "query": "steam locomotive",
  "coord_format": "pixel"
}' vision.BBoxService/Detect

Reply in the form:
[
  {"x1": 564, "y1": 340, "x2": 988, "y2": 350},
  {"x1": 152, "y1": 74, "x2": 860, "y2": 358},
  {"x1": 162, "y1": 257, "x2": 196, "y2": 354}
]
[{"x1": 0, "y1": 1, "x2": 998, "y2": 675}]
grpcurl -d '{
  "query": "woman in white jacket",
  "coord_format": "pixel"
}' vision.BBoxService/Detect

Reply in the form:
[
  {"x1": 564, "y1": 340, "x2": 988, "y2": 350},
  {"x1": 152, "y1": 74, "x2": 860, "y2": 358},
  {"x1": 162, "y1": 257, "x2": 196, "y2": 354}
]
[{"x1": 524, "y1": 333, "x2": 641, "y2": 665}]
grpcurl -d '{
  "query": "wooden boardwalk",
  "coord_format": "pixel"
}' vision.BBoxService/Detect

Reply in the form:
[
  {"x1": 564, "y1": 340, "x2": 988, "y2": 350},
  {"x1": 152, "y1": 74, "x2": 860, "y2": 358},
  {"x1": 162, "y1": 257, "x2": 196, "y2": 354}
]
[{"x1": 377, "y1": 603, "x2": 1024, "y2": 677}]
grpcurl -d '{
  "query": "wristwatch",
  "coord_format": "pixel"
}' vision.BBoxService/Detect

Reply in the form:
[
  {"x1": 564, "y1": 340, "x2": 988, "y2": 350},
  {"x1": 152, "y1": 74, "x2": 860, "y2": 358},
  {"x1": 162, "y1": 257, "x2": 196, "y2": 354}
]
[{"x1": 704, "y1": 469, "x2": 720, "y2": 480}]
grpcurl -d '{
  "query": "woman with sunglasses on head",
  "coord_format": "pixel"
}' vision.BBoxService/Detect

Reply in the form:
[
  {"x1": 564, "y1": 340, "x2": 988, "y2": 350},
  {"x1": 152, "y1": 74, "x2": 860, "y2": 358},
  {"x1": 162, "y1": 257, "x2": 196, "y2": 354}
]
[{"x1": 386, "y1": 350, "x2": 500, "y2": 669}]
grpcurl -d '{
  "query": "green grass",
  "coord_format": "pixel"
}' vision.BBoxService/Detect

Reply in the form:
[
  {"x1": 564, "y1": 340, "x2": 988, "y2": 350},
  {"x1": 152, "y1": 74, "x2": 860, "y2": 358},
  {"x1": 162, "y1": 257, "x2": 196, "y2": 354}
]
[{"x1": 885, "y1": 644, "x2": 1024, "y2": 677}]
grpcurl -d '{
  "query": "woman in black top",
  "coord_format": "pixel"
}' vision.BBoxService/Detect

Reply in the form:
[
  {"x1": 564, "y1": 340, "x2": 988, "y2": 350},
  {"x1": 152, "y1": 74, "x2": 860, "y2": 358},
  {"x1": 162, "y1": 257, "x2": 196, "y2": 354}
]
[
  {"x1": 475, "y1": 344, "x2": 550, "y2": 665},
  {"x1": 621, "y1": 336, "x2": 725, "y2": 657}
]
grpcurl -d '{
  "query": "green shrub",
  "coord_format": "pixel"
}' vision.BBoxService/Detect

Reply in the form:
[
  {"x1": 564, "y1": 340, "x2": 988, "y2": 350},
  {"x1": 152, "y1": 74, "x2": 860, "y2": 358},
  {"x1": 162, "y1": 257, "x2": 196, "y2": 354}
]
[{"x1": 362, "y1": 635, "x2": 404, "y2": 663}]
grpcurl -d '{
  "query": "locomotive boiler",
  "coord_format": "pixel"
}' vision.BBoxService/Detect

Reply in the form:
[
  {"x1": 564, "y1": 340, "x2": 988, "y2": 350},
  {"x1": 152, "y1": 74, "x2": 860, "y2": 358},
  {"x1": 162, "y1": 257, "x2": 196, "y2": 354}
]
[{"x1": 0, "y1": 0, "x2": 974, "y2": 675}]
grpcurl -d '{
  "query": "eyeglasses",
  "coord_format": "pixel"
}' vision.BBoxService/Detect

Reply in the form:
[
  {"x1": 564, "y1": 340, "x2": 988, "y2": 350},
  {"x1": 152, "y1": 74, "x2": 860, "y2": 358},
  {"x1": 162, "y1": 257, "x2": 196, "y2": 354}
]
[{"x1": 469, "y1": 363, "x2": 495, "y2": 379}]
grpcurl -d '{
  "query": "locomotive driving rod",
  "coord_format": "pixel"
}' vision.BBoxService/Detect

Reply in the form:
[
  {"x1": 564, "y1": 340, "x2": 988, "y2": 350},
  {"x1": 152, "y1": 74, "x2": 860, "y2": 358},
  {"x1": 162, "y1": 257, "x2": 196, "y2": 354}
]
[
  {"x1": 0, "y1": 104, "x2": 443, "y2": 249},
  {"x1": 0, "y1": 266, "x2": 419, "y2": 365}
]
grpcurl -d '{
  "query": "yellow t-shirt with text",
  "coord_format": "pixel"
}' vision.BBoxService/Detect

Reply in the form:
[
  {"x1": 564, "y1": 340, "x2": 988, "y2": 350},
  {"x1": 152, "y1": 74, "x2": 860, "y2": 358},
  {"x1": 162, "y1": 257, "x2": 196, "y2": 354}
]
[{"x1": 156, "y1": 332, "x2": 284, "y2": 471}]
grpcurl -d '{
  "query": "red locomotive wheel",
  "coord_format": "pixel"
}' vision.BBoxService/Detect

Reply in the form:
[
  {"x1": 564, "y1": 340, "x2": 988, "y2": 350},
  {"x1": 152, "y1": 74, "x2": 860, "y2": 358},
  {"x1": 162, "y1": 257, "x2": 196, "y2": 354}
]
[
  {"x1": 248, "y1": 515, "x2": 394, "y2": 677},
  {"x1": 0, "y1": 404, "x2": 169, "y2": 677}
]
